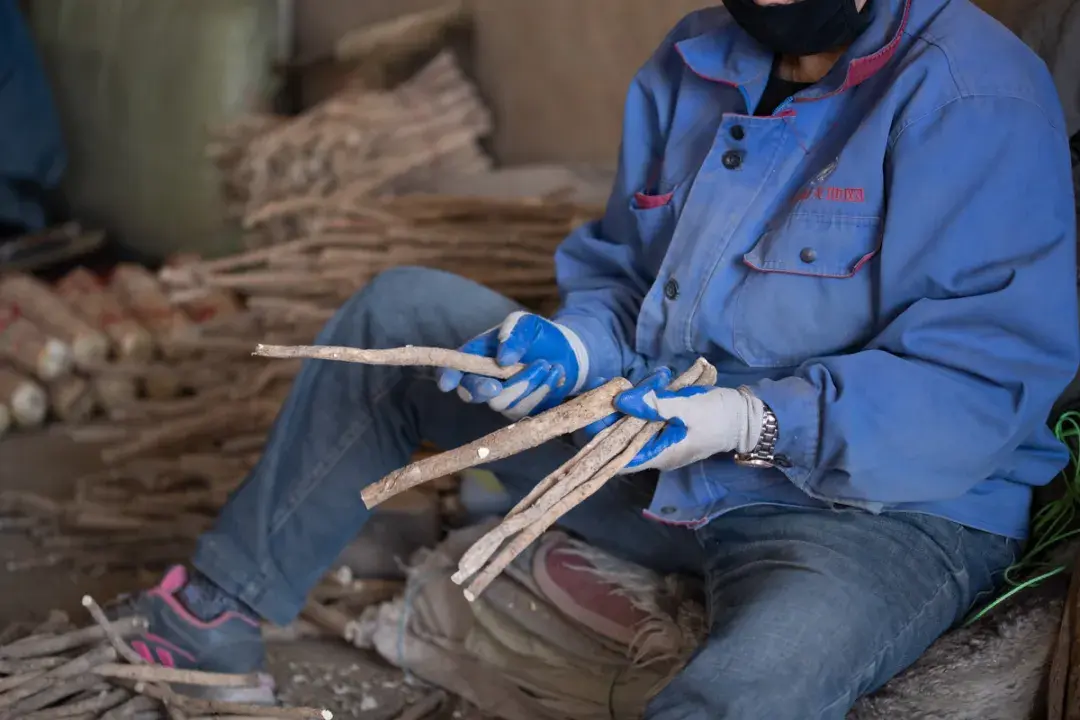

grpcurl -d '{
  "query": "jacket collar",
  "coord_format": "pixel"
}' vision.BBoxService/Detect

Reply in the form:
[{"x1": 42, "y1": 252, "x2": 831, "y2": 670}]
[{"x1": 675, "y1": 0, "x2": 912, "y2": 103}]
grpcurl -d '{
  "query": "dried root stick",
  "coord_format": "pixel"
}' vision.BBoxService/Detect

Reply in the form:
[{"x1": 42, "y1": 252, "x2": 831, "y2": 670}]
[
  {"x1": 451, "y1": 421, "x2": 636, "y2": 584},
  {"x1": 0, "y1": 671, "x2": 43, "y2": 693},
  {"x1": 503, "y1": 421, "x2": 621, "y2": 521},
  {"x1": 0, "y1": 617, "x2": 144, "y2": 659},
  {"x1": 0, "y1": 273, "x2": 109, "y2": 368},
  {"x1": 80, "y1": 596, "x2": 145, "y2": 665},
  {"x1": 253, "y1": 344, "x2": 524, "y2": 378},
  {"x1": 0, "y1": 367, "x2": 47, "y2": 428},
  {"x1": 0, "y1": 673, "x2": 102, "y2": 718},
  {"x1": 20, "y1": 686, "x2": 130, "y2": 720},
  {"x1": 0, "y1": 657, "x2": 65, "y2": 675},
  {"x1": 99, "y1": 694, "x2": 159, "y2": 720},
  {"x1": 453, "y1": 359, "x2": 712, "y2": 584},
  {"x1": 93, "y1": 663, "x2": 263, "y2": 688},
  {"x1": 363, "y1": 378, "x2": 632, "y2": 507},
  {"x1": 460, "y1": 365, "x2": 718, "y2": 601},
  {"x1": 0, "y1": 644, "x2": 116, "y2": 708},
  {"x1": 136, "y1": 681, "x2": 331, "y2": 719},
  {"x1": 505, "y1": 358, "x2": 712, "y2": 521},
  {"x1": 0, "y1": 304, "x2": 72, "y2": 381},
  {"x1": 462, "y1": 421, "x2": 660, "y2": 602}
]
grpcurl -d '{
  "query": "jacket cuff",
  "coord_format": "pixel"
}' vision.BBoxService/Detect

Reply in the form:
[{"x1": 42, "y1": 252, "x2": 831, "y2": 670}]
[
  {"x1": 550, "y1": 312, "x2": 626, "y2": 389},
  {"x1": 749, "y1": 375, "x2": 820, "y2": 490}
]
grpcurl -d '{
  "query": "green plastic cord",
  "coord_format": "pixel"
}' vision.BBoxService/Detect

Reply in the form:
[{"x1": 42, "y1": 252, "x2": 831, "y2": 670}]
[{"x1": 964, "y1": 410, "x2": 1080, "y2": 626}]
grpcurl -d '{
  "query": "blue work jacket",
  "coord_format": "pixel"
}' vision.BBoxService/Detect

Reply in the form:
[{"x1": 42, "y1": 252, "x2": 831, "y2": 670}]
[{"x1": 551, "y1": 0, "x2": 1079, "y2": 539}]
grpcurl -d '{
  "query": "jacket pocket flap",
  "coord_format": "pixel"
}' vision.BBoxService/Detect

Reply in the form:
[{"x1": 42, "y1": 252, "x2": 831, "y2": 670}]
[{"x1": 743, "y1": 214, "x2": 882, "y2": 278}]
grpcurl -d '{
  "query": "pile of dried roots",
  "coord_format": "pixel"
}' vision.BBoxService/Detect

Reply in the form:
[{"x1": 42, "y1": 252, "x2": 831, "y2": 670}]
[
  {"x1": 0, "y1": 192, "x2": 599, "y2": 578},
  {"x1": 0, "y1": 31, "x2": 607, "y2": 613},
  {"x1": 0, "y1": 598, "x2": 331, "y2": 719},
  {"x1": 210, "y1": 50, "x2": 493, "y2": 249}
]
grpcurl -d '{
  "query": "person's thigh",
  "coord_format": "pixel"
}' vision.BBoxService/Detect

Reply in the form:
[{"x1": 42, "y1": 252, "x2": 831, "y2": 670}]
[{"x1": 645, "y1": 506, "x2": 1018, "y2": 720}]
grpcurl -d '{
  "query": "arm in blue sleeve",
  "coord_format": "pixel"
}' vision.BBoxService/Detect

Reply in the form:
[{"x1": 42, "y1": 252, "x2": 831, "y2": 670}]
[
  {"x1": 551, "y1": 65, "x2": 669, "y2": 386},
  {"x1": 753, "y1": 96, "x2": 1080, "y2": 505}
]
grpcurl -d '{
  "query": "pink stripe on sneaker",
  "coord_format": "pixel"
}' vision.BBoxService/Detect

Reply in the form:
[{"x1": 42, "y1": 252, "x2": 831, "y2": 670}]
[
  {"x1": 159, "y1": 565, "x2": 188, "y2": 593},
  {"x1": 155, "y1": 648, "x2": 176, "y2": 668},
  {"x1": 131, "y1": 640, "x2": 154, "y2": 664},
  {"x1": 147, "y1": 566, "x2": 260, "y2": 630},
  {"x1": 144, "y1": 633, "x2": 197, "y2": 663}
]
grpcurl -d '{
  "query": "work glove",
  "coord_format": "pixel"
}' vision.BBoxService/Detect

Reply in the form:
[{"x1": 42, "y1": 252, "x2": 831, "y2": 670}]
[
  {"x1": 601, "y1": 367, "x2": 766, "y2": 473},
  {"x1": 437, "y1": 311, "x2": 591, "y2": 420}
]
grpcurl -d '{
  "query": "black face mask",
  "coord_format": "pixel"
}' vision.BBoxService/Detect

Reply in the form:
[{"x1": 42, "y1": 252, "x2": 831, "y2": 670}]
[{"x1": 723, "y1": 0, "x2": 871, "y2": 56}]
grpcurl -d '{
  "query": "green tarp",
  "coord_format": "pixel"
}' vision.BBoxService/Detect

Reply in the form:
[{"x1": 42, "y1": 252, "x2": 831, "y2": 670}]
[{"x1": 26, "y1": 0, "x2": 281, "y2": 260}]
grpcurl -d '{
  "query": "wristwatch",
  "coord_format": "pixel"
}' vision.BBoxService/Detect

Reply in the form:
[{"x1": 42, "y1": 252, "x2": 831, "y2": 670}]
[{"x1": 734, "y1": 401, "x2": 779, "y2": 468}]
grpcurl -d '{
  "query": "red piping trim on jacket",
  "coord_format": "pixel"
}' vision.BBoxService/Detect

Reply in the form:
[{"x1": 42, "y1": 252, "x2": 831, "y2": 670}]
[
  {"x1": 634, "y1": 191, "x2": 675, "y2": 209},
  {"x1": 802, "y1": 0, "x2": 912, "y2": 101},
  {"x1": 742, "y1": 248, "x2": 879, "y2": 279},
  {"x1": 677, "y1": 0, "x2": 912, "y2": 101}
]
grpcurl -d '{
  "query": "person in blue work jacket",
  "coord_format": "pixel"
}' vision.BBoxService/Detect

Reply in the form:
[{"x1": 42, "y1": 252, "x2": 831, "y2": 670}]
[{"x1": 113, "y1": 0, "x2": 1079, "y2": 716}]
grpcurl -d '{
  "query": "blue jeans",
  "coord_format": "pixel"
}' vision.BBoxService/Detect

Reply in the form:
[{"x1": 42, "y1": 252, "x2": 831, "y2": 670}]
[{"x1": 193, "y1": 267, "x2": 1018, "y2": 720}]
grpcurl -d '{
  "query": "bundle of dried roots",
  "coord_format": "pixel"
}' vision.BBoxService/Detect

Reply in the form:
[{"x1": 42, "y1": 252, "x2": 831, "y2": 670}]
[{"x1": 253, "y1": 343, "x2": 717, "y2": 600}]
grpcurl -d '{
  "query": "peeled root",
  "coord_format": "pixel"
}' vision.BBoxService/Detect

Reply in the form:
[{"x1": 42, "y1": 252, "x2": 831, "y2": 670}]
[{"x1": 253, "y1": 344, "x2": 524, "y2": 378}]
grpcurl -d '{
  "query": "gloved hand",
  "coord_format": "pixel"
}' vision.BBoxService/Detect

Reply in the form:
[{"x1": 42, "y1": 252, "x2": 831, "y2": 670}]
[
  {"x1": 608, "y1": 367, "x2": 766, "y2": 473},
  {"x1": 437, "y1": 311, "x2": 591, "y2": 420}
]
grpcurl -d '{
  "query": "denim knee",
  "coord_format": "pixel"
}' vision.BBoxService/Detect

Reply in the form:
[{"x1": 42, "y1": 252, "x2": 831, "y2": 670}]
[
  {"x1": 646, "y1": 665, "x2": 844, "y2": 720},
  {"x1": 322, "y1": 267, "x2": 513, "y2": 350}
]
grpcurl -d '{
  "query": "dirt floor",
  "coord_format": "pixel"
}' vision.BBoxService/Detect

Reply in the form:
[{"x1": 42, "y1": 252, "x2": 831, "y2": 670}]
[{"x1": 0, "y1": 430, "x2": 482, "y2": 719}]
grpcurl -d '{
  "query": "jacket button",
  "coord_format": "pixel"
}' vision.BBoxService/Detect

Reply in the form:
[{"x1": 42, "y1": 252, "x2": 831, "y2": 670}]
[
  {"x1": 729, "y1": 124, "x2": 745, "y2": 141},
  {"x1": 664, "y1": 279, "x2": 679, "y2": 300},
  {"x1": 721, "y1": 151, "x2": 743, "y2": 170},
  {"x1": 799, "y1": 247, "x2": 817, "y2": 263}
]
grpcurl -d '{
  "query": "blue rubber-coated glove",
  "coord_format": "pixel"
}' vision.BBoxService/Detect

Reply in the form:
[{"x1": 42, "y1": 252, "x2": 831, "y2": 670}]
[
  {"x1": 609, "y1": 368, "x2": 766, "y2": 473},
  {"x1": 437, "y1": 311, "x2": 590, "y2": 420}
]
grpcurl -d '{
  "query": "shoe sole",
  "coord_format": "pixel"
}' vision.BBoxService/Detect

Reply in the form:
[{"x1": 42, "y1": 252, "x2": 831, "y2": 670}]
[{"x1": 170, "y1": 672, "x2": 277, "y2": 705}]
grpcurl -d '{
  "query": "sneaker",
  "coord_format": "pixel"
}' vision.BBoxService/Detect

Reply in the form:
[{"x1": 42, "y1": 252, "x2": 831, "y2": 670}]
[{"x1": 109, "y1": 565, "x2": 276, "y2": 704}]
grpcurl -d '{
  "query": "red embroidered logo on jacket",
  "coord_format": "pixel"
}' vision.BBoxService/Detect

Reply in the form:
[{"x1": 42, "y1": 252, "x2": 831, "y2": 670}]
[{"x1": 796, "y1": 186, "x2": 866, "y2": 202}]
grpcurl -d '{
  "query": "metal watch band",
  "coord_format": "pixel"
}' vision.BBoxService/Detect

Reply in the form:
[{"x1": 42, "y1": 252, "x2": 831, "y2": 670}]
[{"x1": 734, "y1": 402, "x2": 779, "y2": 469}]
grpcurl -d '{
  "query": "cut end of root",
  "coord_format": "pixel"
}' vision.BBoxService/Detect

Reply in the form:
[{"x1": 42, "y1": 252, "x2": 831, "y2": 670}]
[
  {"x1": 463, "y1": 589, "x2": 477, "y2": 603},
  {"x1": 80, "y1": 594, "x2": 93, "y2": 607},
  {"x1": 42, "y1": 339, "x2": 74, "y2": 380},
  {"x1": 322, "y1": 710, "x2": 334, "y2": 720},
  {"x1": 450, "y1": 571, "x2": 467, "y2": 585}
]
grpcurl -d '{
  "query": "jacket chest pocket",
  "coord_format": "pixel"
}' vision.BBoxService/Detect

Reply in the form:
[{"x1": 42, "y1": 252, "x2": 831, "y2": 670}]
[
  {"x1": 630, "y1": 189, "x2": 681, "y2": 273},
  {"x1": 731, "y1": 214, "x2": 882, "y2": 368}
]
